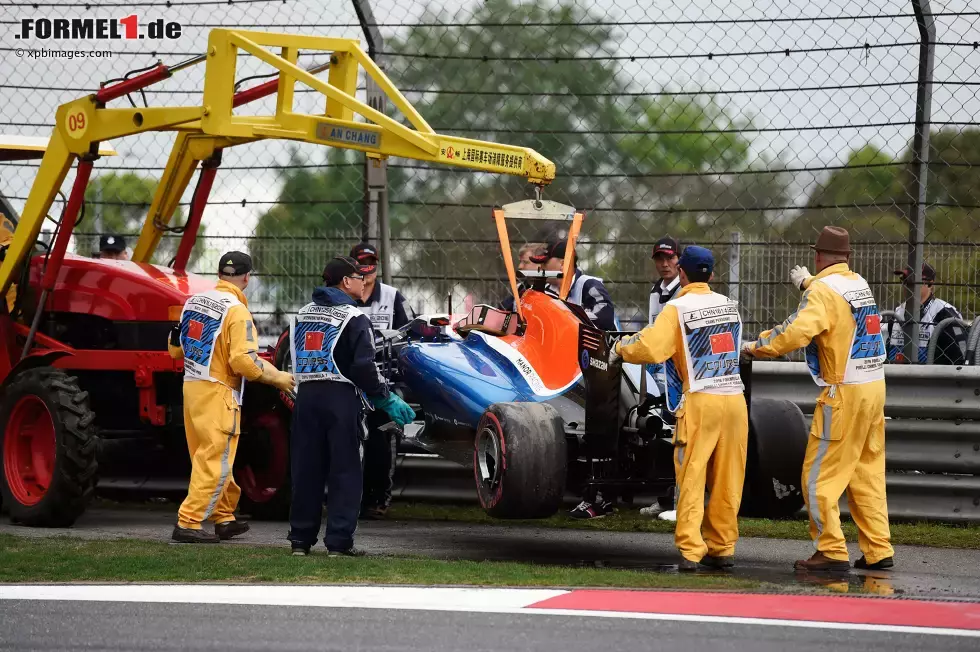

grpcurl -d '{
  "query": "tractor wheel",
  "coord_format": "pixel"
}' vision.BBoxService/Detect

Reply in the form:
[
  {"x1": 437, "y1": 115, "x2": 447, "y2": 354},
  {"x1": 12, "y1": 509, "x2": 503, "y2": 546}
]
[
  {"x1": 0, "y1": 369, "x2": 98, "y2": 527},
  {"x1": 739, "y1": 397, "x2": 808, "y2": 519},
  {"x1": 235, "y1": 409, "x2": 291, "y2": 520},
  {"x1": 473, "y1": 402, "x2": 567, "y2": 519}
]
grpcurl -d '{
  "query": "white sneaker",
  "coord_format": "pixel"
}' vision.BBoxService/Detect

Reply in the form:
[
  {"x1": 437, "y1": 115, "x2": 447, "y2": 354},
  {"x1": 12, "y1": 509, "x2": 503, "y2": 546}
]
[
  {"x1": 640, "y1": 503, "x2": 666, "y2": 517},
  {"x1": 658, "y1": 510, "x2": 677, "y2": 522}
]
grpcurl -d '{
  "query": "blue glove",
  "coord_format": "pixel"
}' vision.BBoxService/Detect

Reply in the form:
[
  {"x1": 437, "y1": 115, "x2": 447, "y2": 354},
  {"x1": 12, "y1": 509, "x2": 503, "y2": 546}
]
[{"x1": 369, "y1": 393, "x2": 416, "y2": 426}]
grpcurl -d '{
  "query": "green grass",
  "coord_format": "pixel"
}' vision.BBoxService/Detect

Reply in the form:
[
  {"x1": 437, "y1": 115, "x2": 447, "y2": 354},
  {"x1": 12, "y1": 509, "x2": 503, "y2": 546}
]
[
  {"x1": 88, "y1": 497, "x2": 980, "y2": 550},
  {"x1": 0, "y1": 533, "x2": 767, "y2": 591},
  {"x1": 384, "y1": 503, "x2": 980, "y2": 550}
]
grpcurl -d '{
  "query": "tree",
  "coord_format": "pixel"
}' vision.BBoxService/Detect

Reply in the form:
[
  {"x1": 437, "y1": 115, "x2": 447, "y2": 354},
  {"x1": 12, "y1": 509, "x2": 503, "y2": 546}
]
[
  {"x1": 594, "y1": 95, "x2": 789, "y2": 324},
  {"x1": 250, "y1": 0, "x2": 786, "y2": 318},
  {"x1": 790, "y1": 129, "x2": 980, "y2": 243},
  {"x1": 383, "y1": 0, "x2": 789, "y2": 312},
  {"x1": 783, "y1": 129, "x2": 980, "y2": 316},
  {"x1": 250, "y1": 147, "x2": 368, "y2": 307},
  {"x1": 81, "y1": 172, "x2": 205, "y2": 267},
  {"x1": 784, "y1": 144, "x2": 907, "y2": 243}
]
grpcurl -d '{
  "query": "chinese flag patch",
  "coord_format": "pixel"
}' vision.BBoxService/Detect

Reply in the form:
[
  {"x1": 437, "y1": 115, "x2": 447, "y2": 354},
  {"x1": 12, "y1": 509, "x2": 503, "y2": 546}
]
[
  {"x1": 709, "y1": 332, "x2": 736, "y2": 355},
  {"x1": 866, "y1": 314, "x2": 881, "y2": 335},
  {"x1": 187, "y1": 320, "x2": 204, "y2": 341},
  {"x1": 305, "y1": 331, "x2": 325, "y2": 351}
]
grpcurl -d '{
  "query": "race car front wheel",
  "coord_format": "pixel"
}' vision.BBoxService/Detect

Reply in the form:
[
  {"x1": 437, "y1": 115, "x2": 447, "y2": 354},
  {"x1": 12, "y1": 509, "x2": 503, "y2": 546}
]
[{"x1": 473, "y1": 402, "x2": 566, "y2": 519}]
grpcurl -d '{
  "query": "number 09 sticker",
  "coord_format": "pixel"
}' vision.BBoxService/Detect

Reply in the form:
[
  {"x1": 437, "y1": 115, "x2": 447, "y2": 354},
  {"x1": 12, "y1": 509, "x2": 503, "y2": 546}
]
[{"x1": 66, "y1": 109, "x2": 88, "y2": 138}]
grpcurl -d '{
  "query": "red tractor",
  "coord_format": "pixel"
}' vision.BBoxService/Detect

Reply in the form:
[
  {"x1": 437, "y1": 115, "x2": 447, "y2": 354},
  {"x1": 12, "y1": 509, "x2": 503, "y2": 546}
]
[{"x1": 0, "y1": 29, "x2": 556, "y2": 526}]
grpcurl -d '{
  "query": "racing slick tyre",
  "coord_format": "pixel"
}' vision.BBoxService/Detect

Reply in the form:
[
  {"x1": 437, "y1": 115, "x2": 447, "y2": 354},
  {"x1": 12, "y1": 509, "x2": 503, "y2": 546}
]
[
  {"x1": 739, "y1": 397, "x2": 807, "y2": 518},
  {"x1": 0, "y1": 368, "x2": 99, "y2": 527},
  {"x1": 473, "y1": 402, "x2": 567, "y2": 519}
]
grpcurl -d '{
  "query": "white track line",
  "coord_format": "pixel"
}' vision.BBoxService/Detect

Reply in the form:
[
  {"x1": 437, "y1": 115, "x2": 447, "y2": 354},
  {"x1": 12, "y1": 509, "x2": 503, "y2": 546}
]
[
  {"x1": 0, "y1": 585, "x2": 566, "y2": 611},
  {"x1": 0, "y1": 584, "x2": 977, "y2": 638}
]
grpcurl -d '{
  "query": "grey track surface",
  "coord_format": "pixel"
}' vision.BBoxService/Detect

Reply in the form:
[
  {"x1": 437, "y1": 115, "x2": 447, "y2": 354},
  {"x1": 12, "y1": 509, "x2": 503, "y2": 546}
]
[
  {"x1": 3, "y1": 507, "x2": 980, "y2": 599},
  {"x1": 0, "y1": 600, "x2": 975, "y2": 652}
]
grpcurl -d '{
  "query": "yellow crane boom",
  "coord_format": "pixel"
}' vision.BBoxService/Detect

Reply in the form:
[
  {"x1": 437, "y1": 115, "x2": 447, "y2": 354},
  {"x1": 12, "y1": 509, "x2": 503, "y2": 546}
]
[{"x1": 0, "y1": 29, "x2": 557, "y2": 296}]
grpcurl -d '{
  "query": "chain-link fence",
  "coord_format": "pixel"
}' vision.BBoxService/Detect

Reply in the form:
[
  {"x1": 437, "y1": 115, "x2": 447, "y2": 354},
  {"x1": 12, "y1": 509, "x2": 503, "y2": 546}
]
[{"x1": 1, "y1": 0, "x2": 977, "y2": 356}]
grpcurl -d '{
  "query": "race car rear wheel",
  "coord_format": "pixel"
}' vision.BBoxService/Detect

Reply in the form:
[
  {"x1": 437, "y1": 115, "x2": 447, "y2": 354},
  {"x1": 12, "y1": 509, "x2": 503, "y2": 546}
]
[
  {"x1": 739, "y1": 397, "x2": 808, "y2": 518},
  {"x1": 473, "y1": 402, "x2": 566, "y2": 519}
]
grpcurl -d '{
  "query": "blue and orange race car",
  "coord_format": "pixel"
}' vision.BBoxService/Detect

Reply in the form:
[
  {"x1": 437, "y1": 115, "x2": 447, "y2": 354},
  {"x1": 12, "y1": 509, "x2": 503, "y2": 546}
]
[{"x1": 368, "y1": 200, "x2": 809, "y2": 520}]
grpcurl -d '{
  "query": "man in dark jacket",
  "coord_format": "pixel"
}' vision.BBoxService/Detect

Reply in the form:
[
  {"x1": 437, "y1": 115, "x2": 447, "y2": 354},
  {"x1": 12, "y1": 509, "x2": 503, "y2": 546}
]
[
  {"x1": 286, "y1": 256, "x2": 416, "y2": 557},
  {"x1": 530, "y1": 237, "x2": 620, "y2": 331},
  {"x1": 348, "y1": 243, "x2": 415, "y2": 520}
]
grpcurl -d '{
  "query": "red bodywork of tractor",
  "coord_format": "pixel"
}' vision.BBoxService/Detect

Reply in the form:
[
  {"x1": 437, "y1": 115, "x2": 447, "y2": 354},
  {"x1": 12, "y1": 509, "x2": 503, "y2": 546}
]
[{"x1": 0, "y1": 253, "x2": 292, "y2": 526}]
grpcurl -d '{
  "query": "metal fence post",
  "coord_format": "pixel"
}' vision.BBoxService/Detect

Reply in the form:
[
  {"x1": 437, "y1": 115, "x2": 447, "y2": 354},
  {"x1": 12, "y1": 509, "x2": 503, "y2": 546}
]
[
  {"x1": 353, "y1": 0, "x2": 393, "y2": 285},
  {"x1": 729, "y1": 230, "x2": 741, "y2": 306},
  {"x1": 903, "y1": 0, "x2": 935, "y2": 363}
]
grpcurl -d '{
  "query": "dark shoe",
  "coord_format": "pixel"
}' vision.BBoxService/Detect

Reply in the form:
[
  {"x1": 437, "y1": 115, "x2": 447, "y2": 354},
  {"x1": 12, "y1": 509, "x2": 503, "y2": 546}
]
[
  {"x1": 327, "y1": 546, "x2": 366, "y2": 558},
  {"x1": 700, "y1": 555, "x2": 735, "y2": 570},
  {"x1": 794, "y1": 551, "x2": 850, "y2": 572},
  {"x1": 214, "y1": 520, "x2": 250, "y2": 540},
  {"x1": 171, "y1": 526, "x2": 219, "y2": 544},
  {"x1": 568, "y1": 500, "x2": 615, "y2": 520},
  {"x1": 291, "y1": 544, "x2": 310, "y2": 557},
  {"x1": 854, "y1": 555, "x2": 894, "y2": 570},
  {"x1": 360, "y1": 506, "x2": 388, "y2": 520},
  {"x1": 678, "y1": 558, "x2": 700, "y2": 572}
]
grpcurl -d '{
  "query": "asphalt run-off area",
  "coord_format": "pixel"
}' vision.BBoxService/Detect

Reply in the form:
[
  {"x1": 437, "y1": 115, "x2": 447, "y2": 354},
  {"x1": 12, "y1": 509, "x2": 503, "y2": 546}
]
[{"x1": 2, "y1": 507, "x2": 980, "y2": 651}]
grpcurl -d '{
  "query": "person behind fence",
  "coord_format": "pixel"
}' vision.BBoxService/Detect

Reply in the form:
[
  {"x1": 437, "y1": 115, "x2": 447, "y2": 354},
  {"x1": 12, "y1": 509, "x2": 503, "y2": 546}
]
[
  {"x1": 168, "y1": 251, "x2": 296, "y2": 544},
  {"x1": 287, "y1": 256, "x2": 416, "y2": 557},
  {"x1": 530, "y1": 235, "x2": 620, "y2": 331},
  {"x1": 613, "y1": 245, "x2": 748, "y2": 571},
  {"x1": 348, "y1": 242, "x2": 415, "y2": 520},
  {"x1": 499, "y1": 241, "x2": 551, "y2": 311},
  {"x1": 640, "y1": 235, "x2": 682, "y2": 520},
  {"x1": 887, "y1": 262, "x2": 965, "y2": 365},
  {"x1": 96, "y1": 233, "x2": 129, "y2": 260},
  {"x1": 742, "y1": 225, "x2": 895, "y2": 572}
]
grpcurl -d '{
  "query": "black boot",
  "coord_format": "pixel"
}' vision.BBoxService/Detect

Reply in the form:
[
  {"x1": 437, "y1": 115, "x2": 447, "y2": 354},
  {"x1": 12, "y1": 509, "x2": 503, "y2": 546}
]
[
  {"x1": 171, "y1": 526, "x2": 219, "y2": 544},
  {"x1": 214, "y1": 520, "x2": 250, "y2": 540},
  {"x1": 678, "y1": 558, "x2": 700, "y2": 572},
  {"x1": 699, "y1": 555, "x2": 735, "y2": 570},
  {"x1": 854, "y1": 555, "x2": 894, "y2": 570}
]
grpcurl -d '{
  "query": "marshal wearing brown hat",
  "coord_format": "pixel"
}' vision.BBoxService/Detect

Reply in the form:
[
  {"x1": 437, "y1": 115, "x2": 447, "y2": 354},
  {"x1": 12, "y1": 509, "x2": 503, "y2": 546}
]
[
  {"x1": 810, "y1": 225, "x2": 852, "y2": 254},
  {"x1": 743, "y1": 223, "x2": 895, "y2": 572}
]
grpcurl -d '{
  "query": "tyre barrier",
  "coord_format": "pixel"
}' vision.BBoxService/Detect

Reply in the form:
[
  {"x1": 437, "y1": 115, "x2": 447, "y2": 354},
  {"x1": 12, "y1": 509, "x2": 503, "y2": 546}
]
[
  {"x1": 389, "y1": 363, "x2": 980, "y2": 524},
  {"x1": 926, "y1": 317, "x2": 971, "y2": 365},
  {"x1": 751, "y1": 361, "x2": 980, "y2": 524}
]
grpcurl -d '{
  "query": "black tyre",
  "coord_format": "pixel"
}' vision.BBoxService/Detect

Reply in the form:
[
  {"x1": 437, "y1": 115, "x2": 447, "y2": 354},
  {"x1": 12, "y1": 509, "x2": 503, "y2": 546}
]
[
  {"x1": 473, "y1": 402, "x2": 567, "y2": 519},
  {"x1": 236, "y1": 408, "x2": 291, "y2": 520},
  {"x1": 237, "y1": 330, "x2": 293, "y2": 520},
  {"x1": 273, "y1": 327, "x2": 291, "y2": 374},
  {"x1": 739, "y1": 397, "x2": 807, "y2": 518},
  {"x1": 0, "y1": 369, "x2": 99, "y2": 527}
]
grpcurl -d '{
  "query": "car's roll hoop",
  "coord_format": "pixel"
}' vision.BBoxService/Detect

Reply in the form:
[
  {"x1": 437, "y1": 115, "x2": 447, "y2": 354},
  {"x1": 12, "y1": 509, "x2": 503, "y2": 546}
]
[{"x1": 492, "y1": 198, "x2": 584, "y2": 318}]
